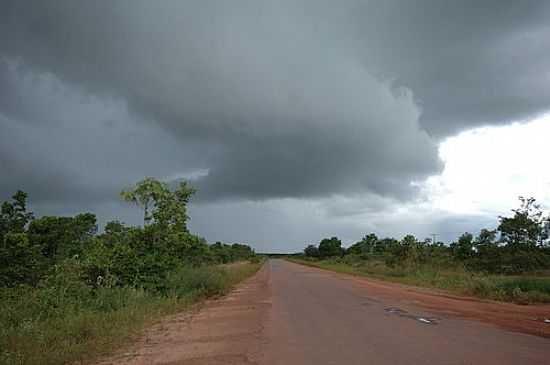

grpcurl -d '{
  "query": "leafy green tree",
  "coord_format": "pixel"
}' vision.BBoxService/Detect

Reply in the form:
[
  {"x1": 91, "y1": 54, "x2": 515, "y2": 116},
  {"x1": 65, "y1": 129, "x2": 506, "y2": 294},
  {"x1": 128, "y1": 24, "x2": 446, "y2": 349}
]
[
  {"x1": 377, "y1": 237, "x2": 399, "y2": 252},
  {"x1": 230, "y1": 243, "x2": 254, "y2": 260},
  {"x1": 28, "y1": 213, "x2": 97, "y2": 260},
  {"x1": 211, "y1": 242, "x2": 233, "y2": 263},
  {"x1": 387, "y1": 235, "x2": 421, "y2": 268},
  {"x1": 304, "y1": 244, "x2": 320, "y2": 258},
  {"x1": 121, "y1": 177, "x2": 195, "y2": 232},
  {"x1": 318, "y1": 237, "x2": 343, "y2": 258},
  {"x1": 0, "y1": 190, "x2": 34, "y2": 237},
  {"x1": 121, "y1": 177, "x2": 169, "y2": 225},
  {"x1": 498, "y1": 197, "x2": 548, "y2": 249},
  {"x1": 104, "y1": 220, "x2": 127, "y2": 235},
  {"x1": 348, "y1": 233, "x2": 379, "y2": 255},
  {"x1": 451, "y1": 232, "x2": 474, "y2": 260},
  {"x1": 0, "y1": 233, "x2": 44, "y2": 286}
]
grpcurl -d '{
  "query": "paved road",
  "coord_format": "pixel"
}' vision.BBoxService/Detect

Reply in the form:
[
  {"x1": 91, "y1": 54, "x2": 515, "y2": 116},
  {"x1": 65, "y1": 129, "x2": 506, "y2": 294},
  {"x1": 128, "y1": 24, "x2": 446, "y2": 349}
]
[
  {"x1": 99, "y1": 259, "x2": 550, "y2": 364},
  {"x1": 262, "y1": 259, "x2": 550, "y2": 365}
]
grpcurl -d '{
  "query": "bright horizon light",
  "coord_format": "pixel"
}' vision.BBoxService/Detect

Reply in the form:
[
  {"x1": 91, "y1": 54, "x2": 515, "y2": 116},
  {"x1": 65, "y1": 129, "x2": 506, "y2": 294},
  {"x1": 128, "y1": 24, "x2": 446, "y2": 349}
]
[{"x1": 424, "y1": 114, "x2": 550, "y2": 217}]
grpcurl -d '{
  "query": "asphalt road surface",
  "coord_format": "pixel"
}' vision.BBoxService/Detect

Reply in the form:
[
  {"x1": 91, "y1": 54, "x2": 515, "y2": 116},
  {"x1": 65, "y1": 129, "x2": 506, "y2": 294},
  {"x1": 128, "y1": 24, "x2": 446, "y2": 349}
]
[{"x1": 100, "y1": 259, "x2": 550, "y2": 364}]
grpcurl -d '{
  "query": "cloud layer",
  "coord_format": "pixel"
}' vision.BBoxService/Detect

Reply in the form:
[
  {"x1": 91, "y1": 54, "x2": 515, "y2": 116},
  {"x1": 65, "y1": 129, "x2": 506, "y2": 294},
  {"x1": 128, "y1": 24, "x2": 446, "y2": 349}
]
[
  {"x1": 1, "y1": 1, "x2": 549, "y2": 250},
  {"x1": 1, "y1": 1, "x2": 438, "y2": 203}
]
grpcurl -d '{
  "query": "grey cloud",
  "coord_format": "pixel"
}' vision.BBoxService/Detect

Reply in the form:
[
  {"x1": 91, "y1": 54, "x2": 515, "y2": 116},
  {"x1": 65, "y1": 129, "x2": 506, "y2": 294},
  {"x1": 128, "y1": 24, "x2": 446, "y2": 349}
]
[
  {"x1": 354, "y1": 1, "x2": 550, "y2": 135},
  {"x1": 0, "y1": 61, "x2": 207, "y2": 207},
  {"x1": 0, "y1": 0, "x2": 442, "y2": 202}
]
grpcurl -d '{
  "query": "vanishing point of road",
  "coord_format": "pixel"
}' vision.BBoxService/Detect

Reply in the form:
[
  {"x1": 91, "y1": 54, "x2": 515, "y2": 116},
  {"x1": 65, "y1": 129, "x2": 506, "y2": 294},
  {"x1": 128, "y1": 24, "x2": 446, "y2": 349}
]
[{"x1": 101, "y1": 259, "x2": 550, "y2": 365}]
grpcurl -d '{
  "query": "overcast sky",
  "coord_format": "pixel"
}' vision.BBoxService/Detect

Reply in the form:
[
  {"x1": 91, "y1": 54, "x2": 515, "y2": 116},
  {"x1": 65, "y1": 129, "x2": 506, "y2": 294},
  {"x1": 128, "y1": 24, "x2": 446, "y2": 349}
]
[{"x1": 1, "y1": 1, "x2": 549, "y2": 252}]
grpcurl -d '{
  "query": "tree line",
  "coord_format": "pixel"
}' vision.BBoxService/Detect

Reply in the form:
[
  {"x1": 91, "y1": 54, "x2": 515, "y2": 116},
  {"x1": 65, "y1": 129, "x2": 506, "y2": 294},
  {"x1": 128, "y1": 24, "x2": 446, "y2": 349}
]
[
  {"x1": 303, "y1": 197, "x2": 550, "y2": 274},
  {"x1": 0, "y1": 177, "x2": 257, "y2": 291}
]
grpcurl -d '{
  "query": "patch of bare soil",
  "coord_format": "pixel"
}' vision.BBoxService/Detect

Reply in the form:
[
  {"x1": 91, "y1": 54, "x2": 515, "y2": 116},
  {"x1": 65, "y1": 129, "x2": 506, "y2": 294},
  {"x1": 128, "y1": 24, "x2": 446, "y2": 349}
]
[{"x1": 95, "y1": 265, "x2": 271, "y2": 365}]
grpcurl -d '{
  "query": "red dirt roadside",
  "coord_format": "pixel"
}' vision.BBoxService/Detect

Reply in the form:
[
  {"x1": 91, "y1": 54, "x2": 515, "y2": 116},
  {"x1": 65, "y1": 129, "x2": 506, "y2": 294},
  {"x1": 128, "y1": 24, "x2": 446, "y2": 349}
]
[{"x1": 96, "y1": 265, "x2": 271, "y2": 364}]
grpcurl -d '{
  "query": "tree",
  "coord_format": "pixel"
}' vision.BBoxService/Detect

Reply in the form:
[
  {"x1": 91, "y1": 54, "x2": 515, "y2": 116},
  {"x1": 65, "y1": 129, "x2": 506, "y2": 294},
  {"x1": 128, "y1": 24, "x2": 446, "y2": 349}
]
[
  {"x1": 121, "y1": 177, "x2": 169, "y2": 225},
  {"x1": 347, "y1": 233, "x2": 379, "y2": 255},
  {"x1": 121, "y1": 178, "x2": 195, "y2": 231},
  {"x1": 153, "y1": 181, "x2": 195, "y2": 231},
  {"x1": 318, "y1": 237, "x2": 343, "y2": 258},
  {"x1": 0, "y1": 190, "x2": 34, "y2": 237},
  {"x1": 27, "y1": 213, "x2": 97, "y2": 260},
  {"x1": 474, "y1": 229, "x2": 498, "y2": 255},
  {"x1": 0, "y1": 233, "x2": 44, "y2": 286},
  {"x1": 104, "y1": 220, "x2": 127, "y2": 235},
  {"x1": 451, "y1": 232, "x2": 474, "y2": 260},
  {"x1": 498, "y1": 197, "x2": 548, "y2": 249},
  {"x1": 387, "y1": 235, "x2": 421, "y2": 267},
  {"x1": 304, "y1": 244, "x2": 320, "y2": 258}
]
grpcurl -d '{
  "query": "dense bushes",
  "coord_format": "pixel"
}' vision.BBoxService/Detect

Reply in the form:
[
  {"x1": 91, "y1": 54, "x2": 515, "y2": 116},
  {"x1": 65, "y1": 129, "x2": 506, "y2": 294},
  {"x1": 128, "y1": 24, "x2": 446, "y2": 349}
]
[
  {"x1": 0, "y1": 263, "x2": 261, "y2": 365},
  {"x1": 0, "y1": 179, "x2": 257, "y2": 291},
  {"x1": 0, "y1": 178, "x2": 260, "y2": 364}
]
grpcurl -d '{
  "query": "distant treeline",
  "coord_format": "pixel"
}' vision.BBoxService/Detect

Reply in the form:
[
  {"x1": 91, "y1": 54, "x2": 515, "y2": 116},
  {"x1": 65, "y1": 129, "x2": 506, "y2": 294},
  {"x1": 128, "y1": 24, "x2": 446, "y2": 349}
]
[{"x1": 302, "y1": 197, "x2": 550, "y2": 274}]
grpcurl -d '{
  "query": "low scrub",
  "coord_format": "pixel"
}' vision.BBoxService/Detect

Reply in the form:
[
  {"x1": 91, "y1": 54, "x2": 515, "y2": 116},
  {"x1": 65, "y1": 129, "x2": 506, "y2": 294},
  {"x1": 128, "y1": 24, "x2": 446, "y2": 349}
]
[
  {"x1": 0, "y1": 262, "x2": 262, "y2": 365},
  {"x1": 0, "y1": 179, "x2": 263, "y2": 364},
  {"x1": 289, "y1": 257, "x2": 550, "y2": 304}
]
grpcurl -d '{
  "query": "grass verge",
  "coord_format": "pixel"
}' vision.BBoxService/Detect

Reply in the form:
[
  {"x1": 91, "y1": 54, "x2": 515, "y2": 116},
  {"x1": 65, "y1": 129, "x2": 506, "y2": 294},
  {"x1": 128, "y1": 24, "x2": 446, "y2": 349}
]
[
  {"x1": 0, "y1": 261, "x2": 263, "y2": 365},
  {"x1": 287, "y1": 258, "x2": 550, "y2": 304}
]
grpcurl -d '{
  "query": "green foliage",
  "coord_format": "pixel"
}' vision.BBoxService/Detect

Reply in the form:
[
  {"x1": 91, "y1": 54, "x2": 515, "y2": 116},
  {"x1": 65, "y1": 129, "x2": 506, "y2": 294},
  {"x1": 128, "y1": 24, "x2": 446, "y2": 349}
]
[
  {"x1": 318, "y1": 236, "x2": 343, "y2": 258},
  {"x1": 0, "y1": 190, "x2": 33, "y2": 237},
  {"x1": 347, "y1": 233, "x2": 379, "y2": 255},
  {"x1": 451, "y1": 232, "x2": 474, "y2": 260},
  {"x1": 0, "y1": 233, "x2": 44, "y2": 287},
  {"x1": 27, "y1": 213, "x2": 97, "y2": 260},
  {"x1": 304, "y1": 244, "x2": 320, "y2": 258},
  {"x1": 298, "y1": 197, "x2": 550, "y2": 304},
  {"x1": 120, "y1": 177, "x2": 195, "y2": 231},
  {"x1": 302, "y1": 196, "x2": 550, "y2": 277},
  {"x1": 498, "y1": 197, "x2": 548, "y2": 249},
  {"x1": 290, "y1": 257, "x2": 550, "y2": 304},
  {"x1": 0, "y1": 179, "x2": 260, "y2": 364},
  {"x1": 0, "y1": 263, "x2": 262, "y2": 365}
]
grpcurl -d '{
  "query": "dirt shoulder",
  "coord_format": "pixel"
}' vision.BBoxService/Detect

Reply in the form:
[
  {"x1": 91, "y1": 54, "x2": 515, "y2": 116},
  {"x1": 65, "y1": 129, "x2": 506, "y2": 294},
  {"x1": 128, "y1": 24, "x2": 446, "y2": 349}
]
[
  {"x1": 95, "y1": 264, "x2": 271, "y2": 365},
  {"x1": 288, "y1": 259, "x2": 550, "y2": 338}
]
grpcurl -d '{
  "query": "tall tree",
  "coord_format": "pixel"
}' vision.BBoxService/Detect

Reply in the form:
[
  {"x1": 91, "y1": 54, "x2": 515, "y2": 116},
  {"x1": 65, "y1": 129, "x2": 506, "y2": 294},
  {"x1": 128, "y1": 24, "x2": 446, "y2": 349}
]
[
  {"x1": 121, "y1": 178, "x2": 195, "y2": 232},
  {"x1": 498, "y1": 197, "x2": 548, "y2": 249},
  {"x1": 452, "y1": 232, "x2": 474, "y2": 260},
  {"x1": 0, "y1": 190, "x2": 34, "y2": 236},
  {"x1": 121, "y1": 177, "x2": 169, "y2": 225}
]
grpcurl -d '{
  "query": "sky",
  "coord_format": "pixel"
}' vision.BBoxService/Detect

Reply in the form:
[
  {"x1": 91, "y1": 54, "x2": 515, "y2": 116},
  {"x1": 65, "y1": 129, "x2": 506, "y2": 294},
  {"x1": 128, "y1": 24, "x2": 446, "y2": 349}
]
[{"x1": 1, "y1": 1, "x2": 549, "y2": 252}]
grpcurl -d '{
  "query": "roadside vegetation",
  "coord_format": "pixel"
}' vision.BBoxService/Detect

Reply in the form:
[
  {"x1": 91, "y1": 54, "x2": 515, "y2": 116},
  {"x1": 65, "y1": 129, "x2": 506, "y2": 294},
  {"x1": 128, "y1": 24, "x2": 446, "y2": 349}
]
[
  {"x1": 0, "y1": 178, "x2": 262, "y2": 365},
  {"x1": 293, "y1": 197, "x2": 550, "y2": 304}
]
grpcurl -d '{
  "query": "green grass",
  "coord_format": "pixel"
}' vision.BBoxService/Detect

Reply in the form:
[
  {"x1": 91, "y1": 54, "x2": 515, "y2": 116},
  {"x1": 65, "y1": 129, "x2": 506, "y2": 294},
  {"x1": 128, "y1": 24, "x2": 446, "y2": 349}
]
[
  {"x1": 0, "y1": 262, "x2": 263, "y2": 365},
  {"x1": 288, "y1": 258, "x2": 550, "y2": 304}
]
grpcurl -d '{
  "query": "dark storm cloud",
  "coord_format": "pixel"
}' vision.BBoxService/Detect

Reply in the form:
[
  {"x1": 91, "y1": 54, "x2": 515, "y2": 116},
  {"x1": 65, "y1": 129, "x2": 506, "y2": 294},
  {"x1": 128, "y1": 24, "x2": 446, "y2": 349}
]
[
  {"x1": 0, "y1": 0, "x2": 441, "y2": 203},
  {"x1": 0, "y1": 59, "x2": 209, "y2": 207},
  {"x1": 1, "y1": 0, "x2": 549, "y2": 216}
]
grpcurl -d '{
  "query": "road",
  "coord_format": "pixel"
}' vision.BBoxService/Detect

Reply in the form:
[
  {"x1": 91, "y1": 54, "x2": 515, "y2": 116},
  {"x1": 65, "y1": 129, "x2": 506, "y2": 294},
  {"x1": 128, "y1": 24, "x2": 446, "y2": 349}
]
[{"x1": 100, "y1": 259, "x2": 550, "y2": 364}]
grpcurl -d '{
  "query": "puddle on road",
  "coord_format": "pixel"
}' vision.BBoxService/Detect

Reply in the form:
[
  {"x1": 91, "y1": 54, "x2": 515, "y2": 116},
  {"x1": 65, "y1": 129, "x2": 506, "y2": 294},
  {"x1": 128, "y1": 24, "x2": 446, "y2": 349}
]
[{"x1": 384, "y1": 307, "x2": 439, "y2": 325}]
